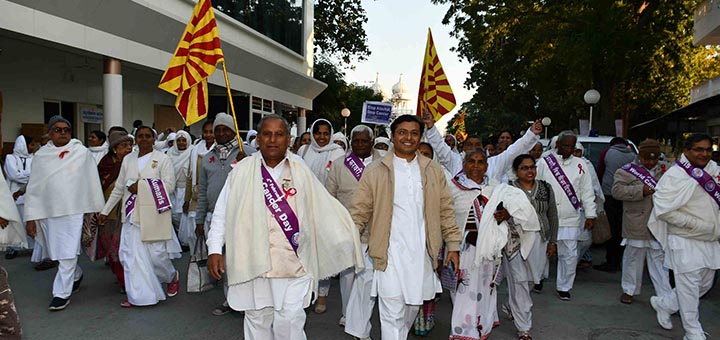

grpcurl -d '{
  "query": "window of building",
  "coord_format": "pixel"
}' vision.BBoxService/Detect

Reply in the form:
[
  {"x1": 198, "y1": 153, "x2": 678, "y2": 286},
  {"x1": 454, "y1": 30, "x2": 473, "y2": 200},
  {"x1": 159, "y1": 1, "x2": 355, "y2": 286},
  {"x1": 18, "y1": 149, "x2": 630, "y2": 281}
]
[{"x1": 213, "y1": 0, "x2": 304, "y2": 55}]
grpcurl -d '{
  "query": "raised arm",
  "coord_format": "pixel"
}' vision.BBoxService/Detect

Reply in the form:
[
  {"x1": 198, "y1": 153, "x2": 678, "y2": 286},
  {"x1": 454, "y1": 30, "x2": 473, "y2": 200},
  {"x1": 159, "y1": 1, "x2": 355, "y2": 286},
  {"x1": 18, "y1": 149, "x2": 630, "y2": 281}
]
[
  {"x1": 422, "y1": 112, "x2": 462, "y2": 175},
  {"x1": 486, "y1": 120, "x2": 542, "y2": 182}
]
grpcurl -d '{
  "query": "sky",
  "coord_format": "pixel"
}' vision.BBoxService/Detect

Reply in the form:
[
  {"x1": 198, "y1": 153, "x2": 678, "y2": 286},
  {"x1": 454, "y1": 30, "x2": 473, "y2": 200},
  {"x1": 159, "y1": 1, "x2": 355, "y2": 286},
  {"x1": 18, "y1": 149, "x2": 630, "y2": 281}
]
[{"x1": 344, "y1": 0, "x2": 473, "y2": 134}]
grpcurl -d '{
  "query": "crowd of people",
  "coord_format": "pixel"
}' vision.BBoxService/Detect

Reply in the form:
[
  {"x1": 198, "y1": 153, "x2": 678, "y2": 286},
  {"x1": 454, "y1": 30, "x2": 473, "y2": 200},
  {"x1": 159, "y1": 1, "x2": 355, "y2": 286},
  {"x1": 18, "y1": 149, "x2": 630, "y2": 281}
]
[{"x1": 0, "y1": 111, "x2": 718, "y2": 340}]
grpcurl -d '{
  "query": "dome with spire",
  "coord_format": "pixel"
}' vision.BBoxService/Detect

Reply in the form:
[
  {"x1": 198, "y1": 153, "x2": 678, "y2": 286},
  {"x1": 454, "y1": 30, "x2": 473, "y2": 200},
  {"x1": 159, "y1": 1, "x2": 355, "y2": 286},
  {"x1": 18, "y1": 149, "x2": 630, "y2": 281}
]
[
  {"x1": 370, "y1": 73, "x2": 389, "y2": 101},
  {"x1": 391, "y1": 74, "x2": 409, "y2": 101}
]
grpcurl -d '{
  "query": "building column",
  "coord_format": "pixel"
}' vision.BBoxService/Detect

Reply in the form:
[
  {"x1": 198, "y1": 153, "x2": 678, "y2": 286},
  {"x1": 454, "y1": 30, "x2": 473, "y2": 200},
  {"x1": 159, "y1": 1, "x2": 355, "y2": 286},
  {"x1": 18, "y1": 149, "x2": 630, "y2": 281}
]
[
  {"x1": 103, "y1": 58, "x2": 123, "y2": 130},
  {"x1": 298, "y1": 108, "x2": 307, "y2": 134}
]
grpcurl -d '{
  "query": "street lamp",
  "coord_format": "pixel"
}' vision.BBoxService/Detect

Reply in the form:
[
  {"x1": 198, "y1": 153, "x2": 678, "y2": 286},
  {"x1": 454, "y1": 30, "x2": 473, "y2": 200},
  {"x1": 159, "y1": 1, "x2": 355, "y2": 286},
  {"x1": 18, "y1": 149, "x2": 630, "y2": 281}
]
[
  {"x1": 341, "y1": 108, "x2": 351, "y2": 134},
  {"x1": 583, "y1": 89, "x2": 600, "y2": 132},
  {"x1": 542, "y1": 117, "x2": 552, "y2": 140}
]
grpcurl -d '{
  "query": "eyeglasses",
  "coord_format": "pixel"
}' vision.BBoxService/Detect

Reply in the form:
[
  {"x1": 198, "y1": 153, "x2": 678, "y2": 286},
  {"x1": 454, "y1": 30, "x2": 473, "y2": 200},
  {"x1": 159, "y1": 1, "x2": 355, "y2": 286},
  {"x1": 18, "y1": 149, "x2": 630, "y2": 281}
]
[
  {"x1": 518, "y1": 165, "x2": 537, "y2": 171},
  {"x1": 52, "y1": 127, "x2": 71, "y2": 134}
]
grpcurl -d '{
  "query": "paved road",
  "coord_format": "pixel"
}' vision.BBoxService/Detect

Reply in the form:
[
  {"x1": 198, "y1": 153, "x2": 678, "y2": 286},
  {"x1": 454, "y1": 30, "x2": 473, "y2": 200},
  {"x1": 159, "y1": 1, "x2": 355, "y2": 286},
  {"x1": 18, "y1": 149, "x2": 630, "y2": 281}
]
[{"x1": 3, "y1": 247, "x2": 719, "y2": 340}]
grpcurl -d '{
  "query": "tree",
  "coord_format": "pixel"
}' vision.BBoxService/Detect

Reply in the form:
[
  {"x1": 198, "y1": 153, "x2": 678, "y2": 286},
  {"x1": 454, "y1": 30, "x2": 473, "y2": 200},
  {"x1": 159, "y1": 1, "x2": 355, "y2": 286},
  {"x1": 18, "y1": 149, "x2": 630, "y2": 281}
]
[
  {"x1": 310, "y1": 57, "x2": 383, "y2": 132},
  {"x1": 314, "y1": 0, "x2": 372, "y2": 64},
  {"x1": 433, "y1": 0, "x2": 720, "y2": 137}
]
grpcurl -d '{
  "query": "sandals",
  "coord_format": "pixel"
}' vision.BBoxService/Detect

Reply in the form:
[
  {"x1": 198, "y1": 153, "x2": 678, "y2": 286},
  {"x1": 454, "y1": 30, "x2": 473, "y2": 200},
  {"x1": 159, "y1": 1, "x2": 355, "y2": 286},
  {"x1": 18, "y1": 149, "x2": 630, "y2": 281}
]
[
  {"x1": 120, "y1": 300, "x2": 133, "y2": 308},
  {"x1": 518, "y1": 331, "x2": 532, "y2": 340}
]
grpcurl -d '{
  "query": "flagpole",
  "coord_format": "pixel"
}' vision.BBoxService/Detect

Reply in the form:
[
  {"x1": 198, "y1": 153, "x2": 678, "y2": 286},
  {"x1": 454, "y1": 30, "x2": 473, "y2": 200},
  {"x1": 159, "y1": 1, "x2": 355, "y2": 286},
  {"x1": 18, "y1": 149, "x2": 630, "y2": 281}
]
[{"x1": 221, "y1": 61, "x2": 244, "y2": 153}]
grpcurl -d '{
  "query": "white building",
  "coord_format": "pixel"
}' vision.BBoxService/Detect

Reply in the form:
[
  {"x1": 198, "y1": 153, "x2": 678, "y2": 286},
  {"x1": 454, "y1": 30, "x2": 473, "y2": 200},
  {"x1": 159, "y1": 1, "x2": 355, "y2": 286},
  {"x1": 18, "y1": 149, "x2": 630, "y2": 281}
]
[{"x1": 0, "y1": 0, "x2": 325, "y2": 149}]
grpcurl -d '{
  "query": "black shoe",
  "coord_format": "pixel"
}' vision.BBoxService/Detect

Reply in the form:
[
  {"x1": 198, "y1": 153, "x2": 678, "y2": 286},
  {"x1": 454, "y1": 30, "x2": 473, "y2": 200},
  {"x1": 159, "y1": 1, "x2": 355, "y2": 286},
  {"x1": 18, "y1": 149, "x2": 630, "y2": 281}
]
[
  {"x1": 72, "y1": 275, "x2": 83, "y2": 293},
  {"x1": 48, "y1": 297, "x2": 70, "y2": 311},
  {"x1": 4, "y1": 250, "x2": 17, "y2": 260},
  {"x1": 593, "y1": 262, "x2": 618, "y2": 273},
  {"x1": 556, "y1": 290, "x2": 571, "y2": 301},
  {"x1": 533, "y1": 282, "x2": 543, "y2": 293}
]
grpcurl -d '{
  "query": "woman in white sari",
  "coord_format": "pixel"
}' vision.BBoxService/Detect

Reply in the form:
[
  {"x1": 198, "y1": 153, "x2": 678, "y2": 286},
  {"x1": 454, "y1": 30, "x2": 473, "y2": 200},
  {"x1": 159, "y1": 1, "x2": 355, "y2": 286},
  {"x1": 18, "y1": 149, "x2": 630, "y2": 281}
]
[
  {"x1": 99, "y1": 126, "x2": 182, "y2": 307},
  {"x1": 167, "y1": 130, "x2": 193, "y2": 246},
  {"x1": 297, "y1": 118, "x2": 345, "y2": 313}
]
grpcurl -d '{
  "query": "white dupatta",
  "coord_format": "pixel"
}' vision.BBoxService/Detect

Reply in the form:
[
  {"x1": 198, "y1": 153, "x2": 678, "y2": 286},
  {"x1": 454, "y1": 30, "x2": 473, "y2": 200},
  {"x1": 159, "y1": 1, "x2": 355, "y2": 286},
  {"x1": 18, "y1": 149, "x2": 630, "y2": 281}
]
[{"x1": 0, "y1": 171, "x2": 27, "y2": 250}]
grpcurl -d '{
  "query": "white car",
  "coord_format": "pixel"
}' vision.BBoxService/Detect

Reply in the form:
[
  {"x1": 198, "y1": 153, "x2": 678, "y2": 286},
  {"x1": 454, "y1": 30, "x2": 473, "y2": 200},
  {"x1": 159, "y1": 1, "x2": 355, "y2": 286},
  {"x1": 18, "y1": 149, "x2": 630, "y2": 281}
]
[{"x1": 539, "y1": 136, "x2": 638, "y2": 170}]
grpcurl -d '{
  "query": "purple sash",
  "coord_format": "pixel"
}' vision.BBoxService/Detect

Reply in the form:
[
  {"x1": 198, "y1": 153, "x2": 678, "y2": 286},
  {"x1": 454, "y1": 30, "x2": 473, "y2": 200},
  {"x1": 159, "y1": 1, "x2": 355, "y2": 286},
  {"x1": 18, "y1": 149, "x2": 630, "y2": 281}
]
[
  {"x1": 544, "y1": 154, "x2": 582, "y2": 211},
  {"x1": 621, "y1": 163, "x2": 658, "y2": 189},
  {"x1": 344, "y1": 153, "x2": 366, "y2": 181},
  {"x1": 675, "y1": 160, "x2": 720, "y2": 209},
  {"x1": 261, "y1": 165, "x2": 301, "y2": 253},
  {"x1": 125, "y1": 178, "x2": 173, "y2": 217}
]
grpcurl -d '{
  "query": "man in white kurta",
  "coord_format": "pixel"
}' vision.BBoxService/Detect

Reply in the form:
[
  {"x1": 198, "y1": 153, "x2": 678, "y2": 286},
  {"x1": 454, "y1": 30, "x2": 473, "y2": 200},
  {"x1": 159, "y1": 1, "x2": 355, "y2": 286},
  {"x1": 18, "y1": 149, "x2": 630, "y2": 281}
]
[
  {"x1": 24, "y1": 116, "x2": 105, "y2": 311},
  {"x1": 325, "y1": 125, "x2": 381, "y2": 337},
  {"x1": 207, "y1": 115, "x2": 362, "y2": 340},
  {"x1": 536, "y1": 131, "x2": 597, "y2": 300},
  {"x1": 648, "y1": 133, "x2": 720, "y2": 340},
  {"x1": 351, "y1": 115, "x2": 461, "y2": 340}
]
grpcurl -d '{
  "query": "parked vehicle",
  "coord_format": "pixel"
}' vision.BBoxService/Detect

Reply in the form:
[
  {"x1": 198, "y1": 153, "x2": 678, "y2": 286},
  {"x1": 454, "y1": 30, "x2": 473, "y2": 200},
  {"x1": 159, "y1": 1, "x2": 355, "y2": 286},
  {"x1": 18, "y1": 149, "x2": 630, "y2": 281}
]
[{"x1": 539, "y1": 136, "x2": 638, "y2": 170}]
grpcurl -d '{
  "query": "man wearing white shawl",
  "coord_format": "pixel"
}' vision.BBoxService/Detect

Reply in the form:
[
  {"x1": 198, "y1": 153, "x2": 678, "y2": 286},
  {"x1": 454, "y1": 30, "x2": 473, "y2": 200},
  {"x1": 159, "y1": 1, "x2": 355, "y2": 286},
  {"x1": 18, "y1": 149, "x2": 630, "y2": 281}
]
[
  {"x1": 648, "y1": 133, "x2": 720, "y2": 340},
  {"x1": 325, "y1": 125, "x2": 381, "y2": 336},
  {"x1": 296, "y1": 118, "x2": 345, "y2": 313},
  {"x1": 536, "y1": 131, "x2": 597, "y2": 301},
  {"x1": 351, "y1": 115, "x2": 461, "y2": 340},
  {"x1": 4, "y1": 135, "x2": 36, "y2": 259},
  {"x1": 24, "y1": 116, "x2": 105, "y2": 311},
  {"x1": 207, "y1": 115, "x2": 363, "y2": 340}
]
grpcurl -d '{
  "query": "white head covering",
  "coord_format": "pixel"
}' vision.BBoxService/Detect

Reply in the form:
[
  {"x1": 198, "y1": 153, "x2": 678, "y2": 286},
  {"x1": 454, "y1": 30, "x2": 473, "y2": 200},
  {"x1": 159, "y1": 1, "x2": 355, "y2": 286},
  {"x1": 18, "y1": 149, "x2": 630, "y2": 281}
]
[
  {"x1": 168, "y1": 131, "x2": 193, "y2": 179},
  {"x1": 574, "y1": 141, "x2": 584, "y2": 156},
  {"x1": 246, "y1": 129, "x2": 257, "y2": 143},
  {"x1": 298, "y1": 119, "x2": 345, "y2": 184},
  {"x1": 373, "y1": 137, "x2": 391, "y2": 149},
  {"x1": 13, "y1": 135, "x2": 30, "y2": 158},
  {"x1": 332, "y1": 132, "x2": 348, "y2": 152}
]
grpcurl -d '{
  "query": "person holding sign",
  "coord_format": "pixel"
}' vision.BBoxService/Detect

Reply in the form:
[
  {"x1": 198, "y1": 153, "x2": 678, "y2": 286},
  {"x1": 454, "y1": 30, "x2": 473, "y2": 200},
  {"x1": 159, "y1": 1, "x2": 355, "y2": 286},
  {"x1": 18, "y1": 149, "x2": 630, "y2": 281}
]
[
  {"x1": 536, "y1": 130, "x2": 597, "y2": 301},
  {"x1": 648, "y1": 133, "x2": 720, "y2": 340},
  {"x1": 206, "y1": 115, "x2": 363, "y2": 340},
  {"x1": 325, "y1": 125, "x2": 383, "y2": 337},
  {"x1": 99, "y1": 126, "x2": 182, "y2": 308},
  {"x1": 611, "y1": 139, "x2": 672, "y2": 305}
]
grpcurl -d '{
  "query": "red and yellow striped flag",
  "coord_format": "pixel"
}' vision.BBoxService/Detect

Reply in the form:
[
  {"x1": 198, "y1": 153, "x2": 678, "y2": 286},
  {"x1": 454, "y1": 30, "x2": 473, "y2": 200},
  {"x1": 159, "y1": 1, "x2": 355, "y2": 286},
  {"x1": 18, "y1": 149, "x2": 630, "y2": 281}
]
[
  {"x1": 416, "y1": 28, "x2": 456, "y2": 122},
  {"x1": 158, "y1": 0, "x2": 224, "y2": 126},
  {"x1": 452, "y1": 111, "x2": 468, "y2": 142}
]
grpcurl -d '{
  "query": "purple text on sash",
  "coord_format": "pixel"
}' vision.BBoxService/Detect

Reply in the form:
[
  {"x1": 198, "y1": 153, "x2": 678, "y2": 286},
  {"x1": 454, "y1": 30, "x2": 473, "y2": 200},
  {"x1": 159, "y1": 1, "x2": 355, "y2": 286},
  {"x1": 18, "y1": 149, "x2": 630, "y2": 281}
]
[
  {"x1": 261, "y1": 166, "x2": 301, "y2": 252},
  {"x1": 622, "y1": 163, "x2": 658, "y2": 189},
  {"x1": 675, "y1": 160, "x2": 720, "y2": 209},
  {"x1": 544, "y1": 154, "x2": 582, "y2": 211},
  {"x1": 344, "y1": 153, "x2": 366, "y2": 181},
  {"x1": 124, "y1": 178, "x2": 172, "y2": 218}
]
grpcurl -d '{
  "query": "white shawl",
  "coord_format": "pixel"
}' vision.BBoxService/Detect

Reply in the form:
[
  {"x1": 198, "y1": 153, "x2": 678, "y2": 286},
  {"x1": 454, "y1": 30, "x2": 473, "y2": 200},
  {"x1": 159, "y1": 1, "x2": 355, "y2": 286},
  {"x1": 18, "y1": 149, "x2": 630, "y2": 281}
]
[
  {"x1": 0, "y1": 171, "x2": 28, "y2": 250},
  {"x1": 167, "y1": 131, "x2": 193, "y2": 183},
  {"x1": 474, "y1": 183, "x2": 541, "y2": 265},
  {"x1": 298, "y1": 119, "x2": 345, "y2": 184},
  {"x1": 223, "y1": 153, "x2": 364, "y2": 298},
  {"x1": 88, "y1": 141, "x2": 109, "y2": 165},
  {"x1": 190, "y1": 140, "x2": 214, "y2": 187},
  {"x1": 648, "y1": 154, "x2": 720, "y2": 250},
  {"x1": 24, "y1": 139, "x2": 105, "y2": 221}
]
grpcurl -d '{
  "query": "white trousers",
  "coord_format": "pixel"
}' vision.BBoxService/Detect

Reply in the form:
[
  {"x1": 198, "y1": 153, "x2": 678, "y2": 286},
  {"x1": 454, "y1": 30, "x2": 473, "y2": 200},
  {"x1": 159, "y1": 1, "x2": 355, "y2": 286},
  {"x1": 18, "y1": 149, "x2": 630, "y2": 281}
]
[
  {"x1": 345, "y1": 248, "x2": 376, "y2": 338},
  {"x1": 504, "y1": 254, "x2": 533, "y2": 332},
  {"x1": 242, "y1": 276, "x2": 311, "y2": 340},
  {"x1": 53, "y1": 257, "x2": 83, "y2": 299},
  {"x1": 339, "y1": 268, "x2": 354, "y2": 316},
  {"x1": 120, "y1": 222, "x2": 179, "y2": 306},
  {"x1": 556, "y1": 238, "x2": 591, "y2": 292},
  {"x1": 621, "y1": 245, "x2": 672, "y2": 297},
  {"x1": 653, "y1": 268, "x2": 716, "y2": 338},
  {"x1": 378, "y1": 294, "x2": 419, "y2": 340}
]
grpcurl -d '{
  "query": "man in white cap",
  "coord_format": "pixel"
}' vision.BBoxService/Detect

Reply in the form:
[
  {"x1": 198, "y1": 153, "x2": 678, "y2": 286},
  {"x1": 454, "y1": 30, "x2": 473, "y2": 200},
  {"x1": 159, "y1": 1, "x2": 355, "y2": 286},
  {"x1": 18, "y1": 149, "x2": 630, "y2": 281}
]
[
  {"x1": 196, "y1": 112, "x2": 255, "y2": 315},
  {"x1": 24, "y1": 115, "x2": 105, "y2": 311},
  {"x1": 207, "y1": 114, "x2": 363, "y2": 339}
]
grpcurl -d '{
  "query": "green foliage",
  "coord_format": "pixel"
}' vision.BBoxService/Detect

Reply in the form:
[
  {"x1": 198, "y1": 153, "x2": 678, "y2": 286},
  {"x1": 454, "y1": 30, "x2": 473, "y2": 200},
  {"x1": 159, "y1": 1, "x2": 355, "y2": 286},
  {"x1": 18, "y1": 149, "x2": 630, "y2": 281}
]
[
  {"x1": 314, "y1": 0, "x2": 371, "y2": 64},
  {"x1": 310, "y1": 57, "x2": 383, "y2": 132},
  {"x1": 434, "y1": 0, "x2": 720, "y2": 136}
]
